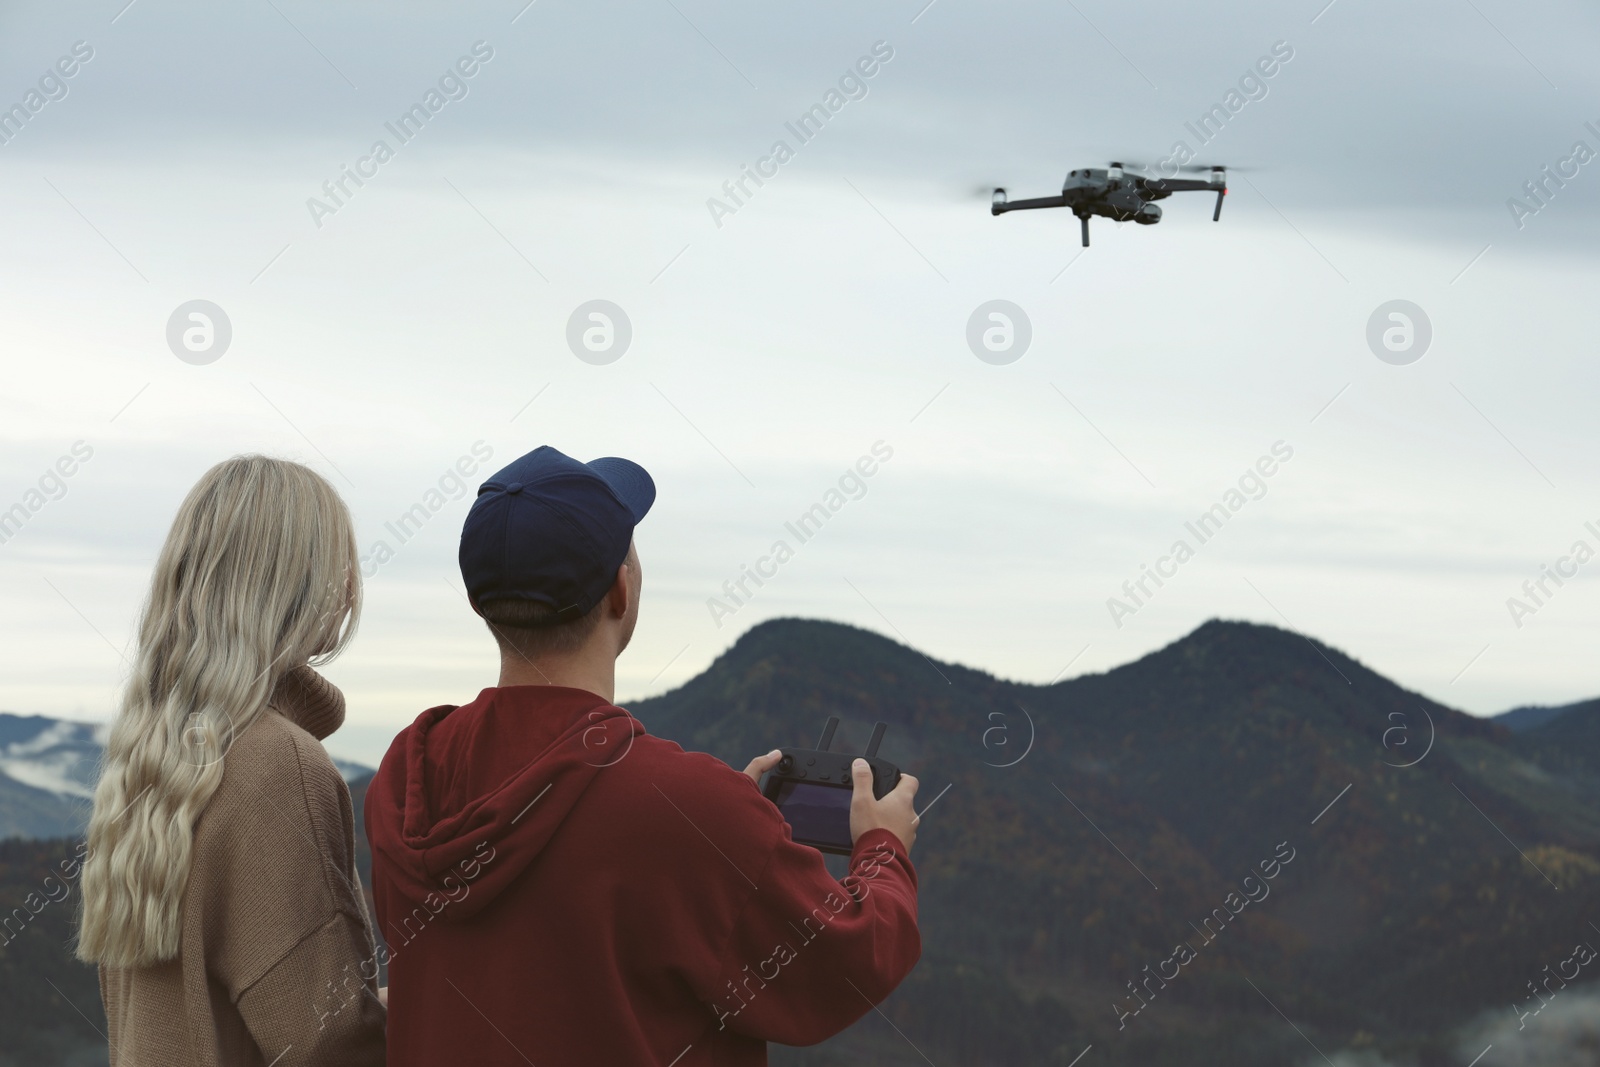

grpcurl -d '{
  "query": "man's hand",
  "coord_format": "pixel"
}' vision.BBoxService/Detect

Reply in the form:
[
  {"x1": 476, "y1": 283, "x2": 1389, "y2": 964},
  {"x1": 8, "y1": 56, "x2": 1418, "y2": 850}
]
[
  {"x1": 743, "y1": 749, "x2": 783, "y2": 786},
  {"x1": 849, "y1": 759, "x2": 919, "y2": 853}
]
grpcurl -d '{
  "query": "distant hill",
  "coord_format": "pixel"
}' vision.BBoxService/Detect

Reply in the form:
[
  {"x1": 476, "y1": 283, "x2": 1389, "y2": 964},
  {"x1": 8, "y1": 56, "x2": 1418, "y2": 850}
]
[
  {"x1": 1494, "y1": 695, "x2": 1600, "y2": 732},
  {"x1": 0, "y1": 715, "x2": 102, "y2": 841},
  {"x1": 3, "y1": 619, "x2": 1597, "y2": 1067},
  {"x1": 1501, "y1": 698, "x2": 1600, "y2": 812},
  {"x1": 0, "y1": 712, "x2": 374, "y2": 840}
]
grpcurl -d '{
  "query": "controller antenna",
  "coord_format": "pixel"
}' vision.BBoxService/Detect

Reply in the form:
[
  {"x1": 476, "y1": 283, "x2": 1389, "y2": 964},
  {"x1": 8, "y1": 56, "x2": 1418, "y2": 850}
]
[{"x1": 816, "y1": 716, "x2": 840, "y2": 750}]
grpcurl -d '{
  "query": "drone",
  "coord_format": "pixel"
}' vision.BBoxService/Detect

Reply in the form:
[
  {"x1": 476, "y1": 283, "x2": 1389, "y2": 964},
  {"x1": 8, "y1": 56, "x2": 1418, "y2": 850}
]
[{"x1": 990, "y1": 162, "x2": 1229, "y2": 247}]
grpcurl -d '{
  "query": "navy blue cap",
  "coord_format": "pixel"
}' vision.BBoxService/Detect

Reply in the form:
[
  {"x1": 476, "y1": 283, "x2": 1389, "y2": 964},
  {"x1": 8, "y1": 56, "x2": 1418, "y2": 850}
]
[{"x1": 459, "y1": 446, "x2": 654, "y2": 623}]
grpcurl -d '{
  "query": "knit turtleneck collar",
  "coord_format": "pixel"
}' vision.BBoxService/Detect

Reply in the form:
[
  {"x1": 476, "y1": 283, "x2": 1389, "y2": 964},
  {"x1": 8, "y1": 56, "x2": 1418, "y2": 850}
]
[{"x1": 268, "y1": 664, "x2": 346, "y2": 741}]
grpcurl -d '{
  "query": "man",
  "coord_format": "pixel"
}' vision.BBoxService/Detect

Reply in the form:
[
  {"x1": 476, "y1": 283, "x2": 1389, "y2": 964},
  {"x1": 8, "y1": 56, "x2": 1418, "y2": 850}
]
[{"x1": 365, "y1": 445, "x2": 922, "y2": 1066}]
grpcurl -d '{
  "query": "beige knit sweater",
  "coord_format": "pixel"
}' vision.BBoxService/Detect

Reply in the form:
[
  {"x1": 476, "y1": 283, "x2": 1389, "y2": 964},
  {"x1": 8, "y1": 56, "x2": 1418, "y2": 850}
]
[{"x1": 99, "y1": 666, "x2": 387, "y2": 1067}]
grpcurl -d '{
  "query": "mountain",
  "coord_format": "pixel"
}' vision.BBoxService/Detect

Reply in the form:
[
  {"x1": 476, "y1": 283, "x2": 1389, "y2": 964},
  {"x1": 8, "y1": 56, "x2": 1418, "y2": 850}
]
[
  {"x1": 0, "y1": 713, "x2": 375, "y2": 841},
  {"x1": 3, "y1": 619, "x2": 1598, "y2": 1067},
  {"x1": 630, "y1": 618, "x2": 1600, "y2": 1067},
  {"x1": 0, "y1": 716, "x2": 103, "y2": 841},
  {"x1": 1501, "y1": 699, "x2": 1600, "y2": 811},
  {"x1": 1493, "y1": 697, "x2": 1600, "y2": 733}
]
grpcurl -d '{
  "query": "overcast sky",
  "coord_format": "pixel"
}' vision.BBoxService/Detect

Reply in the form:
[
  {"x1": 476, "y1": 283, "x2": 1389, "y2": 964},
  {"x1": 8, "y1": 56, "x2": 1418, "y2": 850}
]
[{"x1": 2, "y1": 0, "x2": 1598, "y2": 766}]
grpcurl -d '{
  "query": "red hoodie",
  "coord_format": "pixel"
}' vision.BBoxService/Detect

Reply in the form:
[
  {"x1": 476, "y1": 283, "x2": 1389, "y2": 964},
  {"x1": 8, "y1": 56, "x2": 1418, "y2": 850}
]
[{"x1": 365, "y1": 686, "x2": 920, "y2": 1066}]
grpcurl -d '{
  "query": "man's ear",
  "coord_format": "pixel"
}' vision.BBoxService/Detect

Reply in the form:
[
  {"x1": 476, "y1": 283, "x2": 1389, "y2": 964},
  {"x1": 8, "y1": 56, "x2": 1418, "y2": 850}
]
[{"x1": 605, "y1": 560, "x2": 632, "y2": 619}]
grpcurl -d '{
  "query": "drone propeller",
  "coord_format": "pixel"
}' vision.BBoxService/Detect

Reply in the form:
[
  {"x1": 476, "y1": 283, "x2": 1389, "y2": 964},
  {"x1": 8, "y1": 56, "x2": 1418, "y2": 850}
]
[
  {"x1": 1165, "y1": 164, "x2": 1241, "y2": 221},
  {"x1": 1178, "y1": 163, "x2": 1262, "y2": 173},
  {"x1": 953, "y1": 180, "x2": 1014, "y2": 203}
]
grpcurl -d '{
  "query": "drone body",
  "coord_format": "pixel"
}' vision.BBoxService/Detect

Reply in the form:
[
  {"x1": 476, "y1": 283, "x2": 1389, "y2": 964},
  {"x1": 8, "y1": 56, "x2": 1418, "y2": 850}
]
[{"x1": 991, "y1": 162, "x2": 1228, "y2": 246}]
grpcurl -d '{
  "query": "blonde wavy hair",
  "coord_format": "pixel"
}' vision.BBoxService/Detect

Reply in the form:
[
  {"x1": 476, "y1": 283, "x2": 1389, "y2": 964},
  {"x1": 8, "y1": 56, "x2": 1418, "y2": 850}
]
[{"x1": 77, "y1": 456, "x2": 360, "y2": 968}]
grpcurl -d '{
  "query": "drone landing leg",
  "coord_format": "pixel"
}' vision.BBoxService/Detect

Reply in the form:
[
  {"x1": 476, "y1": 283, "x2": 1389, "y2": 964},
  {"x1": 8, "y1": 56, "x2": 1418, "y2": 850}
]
[{"x1": 1079, "y1": 214, "x2": 1090, "y2": 247}]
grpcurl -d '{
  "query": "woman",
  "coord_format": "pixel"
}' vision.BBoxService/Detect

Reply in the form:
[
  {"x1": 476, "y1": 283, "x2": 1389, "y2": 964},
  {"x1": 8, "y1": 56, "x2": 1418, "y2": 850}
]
[{"x1": 77, "y1": 456, "x2": 386, "y2": 1066}]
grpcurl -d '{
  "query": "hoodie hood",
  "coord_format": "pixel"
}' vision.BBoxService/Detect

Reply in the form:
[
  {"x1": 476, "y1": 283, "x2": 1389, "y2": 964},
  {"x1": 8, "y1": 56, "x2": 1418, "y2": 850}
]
[{"x1": 366, "y1": 685, "x2": 643, "y2": 920}]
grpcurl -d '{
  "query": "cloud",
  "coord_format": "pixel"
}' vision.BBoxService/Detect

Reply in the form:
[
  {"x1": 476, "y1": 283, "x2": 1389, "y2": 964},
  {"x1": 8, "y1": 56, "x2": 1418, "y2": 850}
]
[
  {"x1": 5, "y1": 0, "x2": 1600, "y2": 762},
  {"x1": 1317, "y1": 1052, "x2": 1409, "y2": 1067},
  {"x1": 1456, "y1": 985, "x2": 1600, "y2": 1067},
  {"x1": 5, "y1": 0, "x2": 1598, "y2": 245},
  {"x1": 1317, "y1": 986, "x2": 1600, "y2": 1067}
]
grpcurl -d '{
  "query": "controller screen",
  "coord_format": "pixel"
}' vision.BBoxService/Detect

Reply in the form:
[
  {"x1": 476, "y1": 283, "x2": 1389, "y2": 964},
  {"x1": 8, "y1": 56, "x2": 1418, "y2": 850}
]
[{"x1": 773, "y1": 781, "x2": 851, "y2": 848}]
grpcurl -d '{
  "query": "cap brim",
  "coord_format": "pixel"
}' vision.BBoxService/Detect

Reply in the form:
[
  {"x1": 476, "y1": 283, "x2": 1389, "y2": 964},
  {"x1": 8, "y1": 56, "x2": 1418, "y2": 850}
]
[{"x1": 586, "y1": 457, "x2": 655, "y2": 524}]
